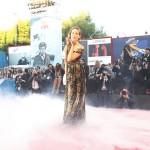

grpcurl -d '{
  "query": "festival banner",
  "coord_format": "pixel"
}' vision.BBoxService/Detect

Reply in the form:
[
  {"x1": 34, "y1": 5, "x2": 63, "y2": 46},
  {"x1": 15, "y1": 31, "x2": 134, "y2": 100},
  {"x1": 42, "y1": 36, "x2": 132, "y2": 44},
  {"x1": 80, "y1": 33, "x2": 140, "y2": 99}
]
[{"x1": 30, "y1": 0, "x2": 62, "y2": 67}]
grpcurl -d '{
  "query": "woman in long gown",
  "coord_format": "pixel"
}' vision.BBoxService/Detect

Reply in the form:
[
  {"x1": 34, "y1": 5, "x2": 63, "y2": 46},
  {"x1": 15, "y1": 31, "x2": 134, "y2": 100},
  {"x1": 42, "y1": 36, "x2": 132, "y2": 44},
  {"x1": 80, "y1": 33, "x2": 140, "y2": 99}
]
[{"x1": 63, "y1": 26, "x2": 86, "y2": 124}]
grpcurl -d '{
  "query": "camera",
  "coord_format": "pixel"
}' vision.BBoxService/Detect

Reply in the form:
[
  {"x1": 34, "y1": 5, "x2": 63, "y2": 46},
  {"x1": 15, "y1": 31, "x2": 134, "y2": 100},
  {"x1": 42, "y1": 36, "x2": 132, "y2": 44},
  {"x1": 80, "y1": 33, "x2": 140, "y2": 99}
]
[
  {"x1": 121, "y1": 90, "x2": 127, "y2": 95},
  {"x1": 33, "y1": 73, "x2": 38, "y2": 77},
  {"x1": 121, "y1": 89, "x2": 129, "y2": 96},
  {"x1": 102, "y1": 70, "x2": 108, "y2": 76}
]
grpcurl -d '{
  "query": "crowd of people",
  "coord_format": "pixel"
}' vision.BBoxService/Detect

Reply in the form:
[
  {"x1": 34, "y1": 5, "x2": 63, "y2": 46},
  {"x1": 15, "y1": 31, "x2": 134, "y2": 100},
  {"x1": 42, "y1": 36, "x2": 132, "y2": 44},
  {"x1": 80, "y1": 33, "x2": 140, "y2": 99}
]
[
  {"x1": 0, "y1": 39, "x2": 150, "y2": 117},
  {"x1": 0, "y1": 63, "x2": 65, "y2": 95},
  {"x1": 0, "y1": 23, "x2": 150, "y2": 126},
  {"x1": 0, "y1": 48, "x2": 149, "y2": 96},
  {"x1": 88, "y1": 48, "x2": 150, "y2": 96}
]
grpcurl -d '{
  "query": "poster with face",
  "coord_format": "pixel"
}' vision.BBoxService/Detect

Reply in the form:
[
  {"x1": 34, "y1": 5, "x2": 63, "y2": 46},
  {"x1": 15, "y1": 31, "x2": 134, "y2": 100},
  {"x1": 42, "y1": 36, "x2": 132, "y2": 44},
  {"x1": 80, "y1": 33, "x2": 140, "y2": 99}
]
[
  {"x1": 8, "y1": 46, "x2": 32, "y2": 66},
  {"x1": 30, "y1": 15, "x2": 62, "y2": 66},
  {"x1": 87, "y1": 38, "x2": 112, "y2": 65}
]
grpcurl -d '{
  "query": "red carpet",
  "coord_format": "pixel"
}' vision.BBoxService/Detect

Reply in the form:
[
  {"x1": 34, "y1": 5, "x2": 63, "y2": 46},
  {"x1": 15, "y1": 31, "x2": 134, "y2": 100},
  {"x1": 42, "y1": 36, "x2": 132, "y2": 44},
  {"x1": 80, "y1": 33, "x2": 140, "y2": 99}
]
[{"x1": 0, "y1": 94, "x2": 150, "y2": 150}]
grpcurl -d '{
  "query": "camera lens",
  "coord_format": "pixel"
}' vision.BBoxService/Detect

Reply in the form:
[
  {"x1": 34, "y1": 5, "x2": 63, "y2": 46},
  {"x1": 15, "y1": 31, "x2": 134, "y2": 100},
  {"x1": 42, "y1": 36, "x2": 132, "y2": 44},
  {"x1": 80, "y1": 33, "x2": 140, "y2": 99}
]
[{"x1": 122, "y1": 91, "x2": 127, "y2": 95}]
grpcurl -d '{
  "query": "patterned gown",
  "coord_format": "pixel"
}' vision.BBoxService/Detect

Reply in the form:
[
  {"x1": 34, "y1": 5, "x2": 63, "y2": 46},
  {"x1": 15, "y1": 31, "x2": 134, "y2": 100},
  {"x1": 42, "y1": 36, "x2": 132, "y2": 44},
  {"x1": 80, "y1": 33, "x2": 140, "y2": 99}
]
[{"x1": 63, "y1": 44, "x2": 86, "y2": 124}]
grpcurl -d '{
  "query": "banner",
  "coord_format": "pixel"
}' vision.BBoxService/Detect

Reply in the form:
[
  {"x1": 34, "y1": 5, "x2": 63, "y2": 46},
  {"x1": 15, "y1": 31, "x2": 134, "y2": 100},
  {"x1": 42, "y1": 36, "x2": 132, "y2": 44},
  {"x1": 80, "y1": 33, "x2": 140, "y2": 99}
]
[
  {"x1": 8, "y1": 46, "x2": 31, "y2": 66},
  {"x1": 87, "y1": 38, "x2": 112, "y2": 65},
  {"x1": 31, "y1": 16, "x2": 62, "y2": 66}
]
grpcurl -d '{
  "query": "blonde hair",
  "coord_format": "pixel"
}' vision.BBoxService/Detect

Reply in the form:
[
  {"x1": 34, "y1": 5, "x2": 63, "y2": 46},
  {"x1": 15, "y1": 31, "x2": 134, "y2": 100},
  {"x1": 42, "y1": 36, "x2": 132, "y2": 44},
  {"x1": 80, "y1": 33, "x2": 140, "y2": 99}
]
[{"x1": 66, "y1": 26, "x2": 81, "y2": 48}]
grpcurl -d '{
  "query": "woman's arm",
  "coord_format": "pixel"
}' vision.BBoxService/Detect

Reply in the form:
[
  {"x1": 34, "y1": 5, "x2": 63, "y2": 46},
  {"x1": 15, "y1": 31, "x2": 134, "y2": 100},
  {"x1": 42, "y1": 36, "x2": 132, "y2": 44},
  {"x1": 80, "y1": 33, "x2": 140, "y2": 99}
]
[
  {"x1": 125, "y1": 47, "x2": 132, "y2": 57},
  {"x1": 129, "y1": 44, "x2": 141, "y2": 51}
]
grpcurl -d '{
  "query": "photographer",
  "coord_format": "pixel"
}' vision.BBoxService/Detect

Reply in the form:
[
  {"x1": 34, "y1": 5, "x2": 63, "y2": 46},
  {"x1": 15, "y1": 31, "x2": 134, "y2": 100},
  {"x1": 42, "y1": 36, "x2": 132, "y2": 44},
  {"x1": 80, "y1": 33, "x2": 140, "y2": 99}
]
[
  {"x1": 21, "y1": 69, "x2": 31, "y2": 94},
  {"x1": 142, "y1": 48, "x2": 150, "y2": 63},
  {"x1": 116, "y1": 88, "x2": 134, "y2": 109},
  {"x1": 43, "y1": 64, "x2": 55, "y2": 92},
  {"x1": 29, "y1": 70, "x2": 41, "y2": 93},
  {"x1": 15, "y1": 69, "x2": 25, "y2": 93},
  {"x1": 97, "y1": 70, "x2": 111, "y2": 106}
]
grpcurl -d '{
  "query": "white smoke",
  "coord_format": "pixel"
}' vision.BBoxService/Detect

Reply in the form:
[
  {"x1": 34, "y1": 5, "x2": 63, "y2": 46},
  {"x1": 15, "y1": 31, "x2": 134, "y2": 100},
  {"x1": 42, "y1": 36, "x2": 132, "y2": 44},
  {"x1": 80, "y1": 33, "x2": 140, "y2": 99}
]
[{"x1": 0, "y1": 94, "x2": 150, "y2": 150}]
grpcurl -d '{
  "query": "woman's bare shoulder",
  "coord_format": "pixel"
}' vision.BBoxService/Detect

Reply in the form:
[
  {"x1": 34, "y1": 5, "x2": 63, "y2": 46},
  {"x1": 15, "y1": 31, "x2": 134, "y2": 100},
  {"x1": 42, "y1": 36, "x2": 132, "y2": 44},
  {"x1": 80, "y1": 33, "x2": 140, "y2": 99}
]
[
  {"x1": 78, "y1": 43, "x2": 84, "y2": 50},
  {"x1": 74, "y1": 43, "x2": 84, "y2": 51}
]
